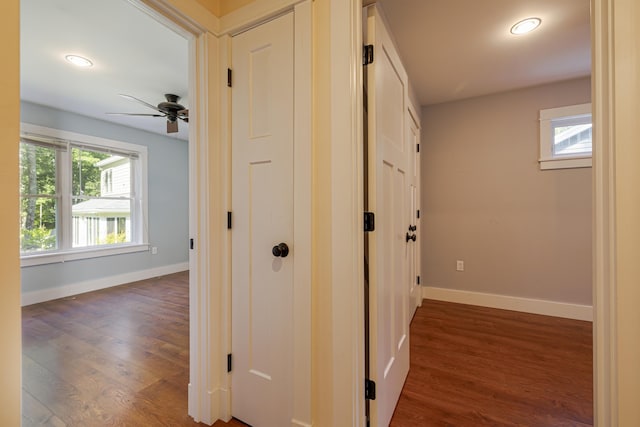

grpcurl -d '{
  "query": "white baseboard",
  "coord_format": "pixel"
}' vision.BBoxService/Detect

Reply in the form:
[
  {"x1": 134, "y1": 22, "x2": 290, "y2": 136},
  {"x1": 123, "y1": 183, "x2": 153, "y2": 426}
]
[
  {"x1": 21, "y1": 262, "x2": 189, "y2": 306},
  {"x1": 422, "y1": 286, "x2": 593, "y2": 322}
]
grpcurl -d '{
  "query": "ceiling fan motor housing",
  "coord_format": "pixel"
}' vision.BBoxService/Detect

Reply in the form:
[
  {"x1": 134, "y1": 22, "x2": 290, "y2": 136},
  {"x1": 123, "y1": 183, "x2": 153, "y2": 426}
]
[{"x1": 158, "y1": 94, "x2": 185, "y2": 120}]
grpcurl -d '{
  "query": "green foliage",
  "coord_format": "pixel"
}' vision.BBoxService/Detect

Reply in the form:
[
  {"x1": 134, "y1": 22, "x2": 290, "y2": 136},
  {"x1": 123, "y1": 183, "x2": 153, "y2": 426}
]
[
  {"x1": 20, "y1": 227, "x2": 56, "y2": 252},
  {"x1": 100, "y1": 232, "x2": 127, "y2": 245},
  {"x1": 71, "y1": 148, "x2": 110, "y2": 197},
  {"x1": 20, "y1": 144, "x2": 56, "y2": 230},
  {"x1": 20, "y1": 143, "x2": 110, "y2": 243}
]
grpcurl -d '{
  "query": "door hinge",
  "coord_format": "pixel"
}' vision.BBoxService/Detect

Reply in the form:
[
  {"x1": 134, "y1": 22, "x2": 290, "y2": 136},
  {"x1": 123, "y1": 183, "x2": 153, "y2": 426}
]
[
  {"x1": 417, "y1": 209, "x2": 420, "y2": 219},
  {"x1": 227, "y1": 354, "x2": 232, "y2": 372},
  {"x1": 365, "y1": 379, "x2": 376, "y2": 400},
  {"x1": 364, "y1": 212, "x2": 375, "y2": 232},
  {"x1": 417, "y1": 275, "x2": 421, "y2": 285},
  {"x1": 227, "y1": 211, "x2": 232, "y2": 229},
  {"x1": 190, "y1": 238, "x2": 194, "y2": 250},
  {"x1": 227, "y1": 68, "x2": 233, "y2": 87},
  {"x1": 417, "y1": 143, "x2": 420, "y2": 153},
  {"x1": 363, "y1": 44, "x2": 374, "y2": 66}
]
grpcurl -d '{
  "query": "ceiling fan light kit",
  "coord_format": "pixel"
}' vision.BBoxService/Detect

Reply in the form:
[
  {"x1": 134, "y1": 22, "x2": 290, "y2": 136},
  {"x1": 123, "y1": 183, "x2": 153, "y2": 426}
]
[{"x1": 107, "y1": 93, "x2": 189, "y2": 134}]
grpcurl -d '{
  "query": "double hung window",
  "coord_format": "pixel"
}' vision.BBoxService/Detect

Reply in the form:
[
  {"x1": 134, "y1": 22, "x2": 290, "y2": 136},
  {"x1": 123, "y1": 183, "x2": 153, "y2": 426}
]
[{"x1": 20, "y1": 124, "x2": 148, "y2": 265}]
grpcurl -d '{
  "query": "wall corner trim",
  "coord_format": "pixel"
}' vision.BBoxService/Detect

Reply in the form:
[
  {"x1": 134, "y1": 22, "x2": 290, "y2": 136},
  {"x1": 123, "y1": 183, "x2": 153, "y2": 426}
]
[
  {"x1": 422, "y1": 286, "x2": 593, "y2": 322},
  {"x1": 21, "y1": 262, "x2": 189, "y2": 306}
]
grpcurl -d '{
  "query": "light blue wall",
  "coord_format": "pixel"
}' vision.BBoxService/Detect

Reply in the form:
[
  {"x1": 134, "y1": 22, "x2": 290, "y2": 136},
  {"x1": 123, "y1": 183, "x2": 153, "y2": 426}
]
[{"x1": 20, "y1": 101, "x2": 189, "y2": 293}]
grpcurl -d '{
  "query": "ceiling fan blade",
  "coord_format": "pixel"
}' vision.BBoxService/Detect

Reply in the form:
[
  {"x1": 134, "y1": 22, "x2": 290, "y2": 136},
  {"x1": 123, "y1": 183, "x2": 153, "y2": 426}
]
[
  {"x1": 167, "y1": 120, "x2": 179, "y2": 133},
  {"x1": 119, "y1": 94, "x2": 163, "y2": 113},
  {"x1": 106, "y1": 112, "x2": 165, "y2": 117},
  {"x1": 177, "y1": 109, "x2": 189, "y2": 123}
]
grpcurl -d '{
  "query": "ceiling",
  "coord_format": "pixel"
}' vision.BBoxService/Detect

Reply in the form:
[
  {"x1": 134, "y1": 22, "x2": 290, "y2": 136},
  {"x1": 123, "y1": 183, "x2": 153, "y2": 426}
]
[
  {"x1": 20, "y1": 0, "x2": 189, "y2": 140},
  {"x1": 377, "y1": 0, "x2": 591, "y2": 106},
  {"x1": 20, "y1": 0, "x2": 591, "y2": 138}
]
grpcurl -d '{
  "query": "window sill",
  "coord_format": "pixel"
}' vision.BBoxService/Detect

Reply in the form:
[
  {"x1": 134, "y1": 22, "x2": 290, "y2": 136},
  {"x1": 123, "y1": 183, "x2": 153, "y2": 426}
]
[
  {"x1": 20, "y1": 243, "x2": 150, "y2": 267},
  {"x1": 539, "y1": 156, "x2": 592, "y2": 170}
]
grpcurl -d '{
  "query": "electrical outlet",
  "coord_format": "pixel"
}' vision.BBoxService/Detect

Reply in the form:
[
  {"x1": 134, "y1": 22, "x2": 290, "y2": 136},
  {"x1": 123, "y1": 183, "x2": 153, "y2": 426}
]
[
  {"x1": 456, "y1": 260, "x2": 464, "y2": 271},
  {"x1": 151, "y1": 246, "x2": 158, "y2": 255}
]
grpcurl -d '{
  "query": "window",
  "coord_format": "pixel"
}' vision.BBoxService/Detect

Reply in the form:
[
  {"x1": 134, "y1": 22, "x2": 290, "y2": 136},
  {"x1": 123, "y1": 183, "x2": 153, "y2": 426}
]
[
  {"x1": 20, "y1": 124, "x2": 148, "y2": 266},
  {"x1": 539, "y1": 103, "x2": 592, "y2": 170}
]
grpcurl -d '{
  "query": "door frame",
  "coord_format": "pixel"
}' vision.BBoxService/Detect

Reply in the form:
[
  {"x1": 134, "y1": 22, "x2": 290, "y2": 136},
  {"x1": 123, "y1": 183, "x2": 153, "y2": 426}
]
[{"x1": 124, "y1": 0, "x2": 222, "y2": 424}]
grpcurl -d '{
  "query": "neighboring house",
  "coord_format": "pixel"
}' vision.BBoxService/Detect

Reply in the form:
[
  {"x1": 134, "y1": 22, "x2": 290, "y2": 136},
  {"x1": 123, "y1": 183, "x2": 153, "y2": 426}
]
[
  {"x1": 71, "y1": 156, "x2": 131, "y2": 246},
  {"x1": 555, "y1": 124, "x2": 593, "y2": 156}
]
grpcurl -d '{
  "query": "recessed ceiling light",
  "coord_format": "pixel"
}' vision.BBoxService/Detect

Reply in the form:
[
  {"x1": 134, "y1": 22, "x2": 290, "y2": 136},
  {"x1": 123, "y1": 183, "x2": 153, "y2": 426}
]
[
  {"x1": 65, "y1": 54, "x2": 93, "y2": 68},
  {"x1": 510, "y1": 18, "x2": 541, "y2": 35}
]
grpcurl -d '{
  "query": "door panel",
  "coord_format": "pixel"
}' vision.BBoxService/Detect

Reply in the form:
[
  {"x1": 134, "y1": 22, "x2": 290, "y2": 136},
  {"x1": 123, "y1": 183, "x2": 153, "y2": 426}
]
[
  {"x1": 231, "y1": 12, "x2": 294, "y2": 427},
  {"x1": 365, "y1": 5, "x2": 410, "y2": 426},
  {"x1": 408, "y1": 111, "x2": 421, "y2": 318}
]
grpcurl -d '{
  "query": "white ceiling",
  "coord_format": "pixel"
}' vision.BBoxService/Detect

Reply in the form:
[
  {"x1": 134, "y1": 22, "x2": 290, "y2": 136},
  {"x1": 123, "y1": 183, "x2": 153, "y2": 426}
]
[
  {"x1": 20, "y1": 0, "x2": 189, "y2": 140},
  {"x1": 20, "y1": 0, "x2": 591, "y2": 137},
  {"x1": 377, "y1": 0, "x2": 591, "y2": 106}
]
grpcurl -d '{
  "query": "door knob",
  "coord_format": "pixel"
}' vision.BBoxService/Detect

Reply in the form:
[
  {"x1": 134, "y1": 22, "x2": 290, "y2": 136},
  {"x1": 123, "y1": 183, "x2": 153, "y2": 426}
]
[
  {"x1": 272, "y1": 243, "x2": 290, "y2": 258},
  {"x1": 406, "y1": 233, "x2": 416, "y2": 242},
  {"x1": 409, "y1": 225, "x2": 417, "y2": 232}
]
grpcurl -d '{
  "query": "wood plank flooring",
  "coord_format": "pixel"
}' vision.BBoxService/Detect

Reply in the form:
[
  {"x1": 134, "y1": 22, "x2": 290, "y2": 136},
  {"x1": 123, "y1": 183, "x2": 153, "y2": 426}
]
[
  {"x1": 390, "y1": 300, "x2": 593, "y2": 426},
  {"x1": 21, "y1": 271, "x2": 235, "y2": 427},
  {"x1": 23, "y1": 273, "x2": 592, "y2": 426}
]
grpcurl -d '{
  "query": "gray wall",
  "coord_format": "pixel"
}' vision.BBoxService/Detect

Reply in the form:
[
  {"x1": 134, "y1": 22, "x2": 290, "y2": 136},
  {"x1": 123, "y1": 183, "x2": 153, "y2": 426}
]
[
  {"x1": 421, "y1": 77, "x2": 592, "y2": 305},
  {"x1": 20, "y1": 101, "x2": 189, "y2": 294}
]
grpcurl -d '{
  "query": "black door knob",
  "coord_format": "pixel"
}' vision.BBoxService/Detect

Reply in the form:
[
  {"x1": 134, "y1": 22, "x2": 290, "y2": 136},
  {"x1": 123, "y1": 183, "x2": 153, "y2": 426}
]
[
  {"x1": 272, "y1": 243, "x2": 289, "y2": 258},
  {"x1": 406, "y1": 233, "x2": 416, "y2": 242}
]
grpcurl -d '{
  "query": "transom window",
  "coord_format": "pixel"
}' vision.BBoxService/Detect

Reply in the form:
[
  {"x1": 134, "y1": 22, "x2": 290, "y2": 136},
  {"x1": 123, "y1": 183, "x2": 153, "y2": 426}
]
[
  {"x1": 20, "y1": 124, "x2": 148, "y2": 266},
  {"x1": 539, "y1": 103, "x2": 592, "y2": 170}
]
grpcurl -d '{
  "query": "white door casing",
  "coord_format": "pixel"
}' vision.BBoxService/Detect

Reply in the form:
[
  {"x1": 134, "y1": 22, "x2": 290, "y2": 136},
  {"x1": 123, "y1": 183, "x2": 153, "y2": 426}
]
[
  {"x1": 365, "y1": 5, "x2": 411, "y2": 426},
  {"x1": 231, "y1": 11, "x2": 295, "y2": 427}
]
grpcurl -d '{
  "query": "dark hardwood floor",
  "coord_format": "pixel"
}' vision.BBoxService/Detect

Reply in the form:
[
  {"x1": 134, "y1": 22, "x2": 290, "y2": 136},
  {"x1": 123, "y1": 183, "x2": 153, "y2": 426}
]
[
  {"x1": 390, "y1": 300, "x2": 593, "y2": 426},
  {"x1": 23, "y1": 273, "x2": 592, "y2": 426}
]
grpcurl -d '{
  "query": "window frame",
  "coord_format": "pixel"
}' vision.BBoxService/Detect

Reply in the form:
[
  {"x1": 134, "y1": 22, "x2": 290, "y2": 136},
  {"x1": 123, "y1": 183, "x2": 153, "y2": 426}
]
[
  {"x1": 20, "y1": 123, "x2": 149, "y2": 267},
  {"x1": 539, "y1": 103, "x2": 592, "y2": 170}
]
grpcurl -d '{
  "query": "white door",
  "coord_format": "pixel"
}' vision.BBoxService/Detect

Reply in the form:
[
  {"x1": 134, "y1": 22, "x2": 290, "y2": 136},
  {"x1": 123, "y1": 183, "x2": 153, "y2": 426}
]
[
  {"x1": 365, "y1": 5, "x2": 411, "y2": 427},
  {"x1": 231, "y1": 12, "x2": 294, "y2": 427},
  {"x1": 407, "y1": 109, "x2": 421, "y2": 318}
]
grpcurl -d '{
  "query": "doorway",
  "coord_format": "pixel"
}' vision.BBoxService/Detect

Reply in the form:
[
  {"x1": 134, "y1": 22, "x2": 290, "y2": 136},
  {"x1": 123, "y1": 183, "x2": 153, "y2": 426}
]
[{"x1": 19, "y1": 0, "x2": 198, "y2": 423}]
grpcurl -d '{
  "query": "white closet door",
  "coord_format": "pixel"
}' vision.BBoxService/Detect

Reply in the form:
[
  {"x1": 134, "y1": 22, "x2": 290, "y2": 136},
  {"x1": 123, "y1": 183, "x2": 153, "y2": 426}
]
[
  {"x1": 365, "y1": 5, "x2": 411, "y2": 427},
  {"x1": 231, "y1": 11, "x2": 295, "y2": 427},
  {"x1": 408, "y1": 107, "x2": 421, "y2": 319}
]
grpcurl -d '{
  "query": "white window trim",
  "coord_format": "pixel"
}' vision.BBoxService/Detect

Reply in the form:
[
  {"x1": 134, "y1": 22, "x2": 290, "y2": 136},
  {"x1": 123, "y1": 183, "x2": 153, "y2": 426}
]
[
  {"x1": 539, "y1": 103, "x2": 592, "y2": 170},
  {"x1": 20, "y1": 123, "x2": 149, "y2": 267}
]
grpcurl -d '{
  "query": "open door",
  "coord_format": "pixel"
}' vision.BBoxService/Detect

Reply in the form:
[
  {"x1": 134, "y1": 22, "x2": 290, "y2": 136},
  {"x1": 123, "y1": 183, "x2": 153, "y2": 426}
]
[
  {"x1": 364, "y1": 5, "x2": 411, "y2": 426},
  {"x1": 407, "y1": 106, "x2": 422, "y2": 319}
]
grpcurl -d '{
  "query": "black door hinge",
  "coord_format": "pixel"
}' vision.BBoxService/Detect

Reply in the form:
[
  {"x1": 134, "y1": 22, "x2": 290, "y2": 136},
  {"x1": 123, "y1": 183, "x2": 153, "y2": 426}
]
[
  {"x1": 365, "y1": 379, "x2": 376, "y2": 400},
  {"x1": 364, "y1": 212, "x2": 375, "y2": 232},
  {"x1": 417, "y1": 209, "x2": 420, "y2": 219},
  {"x1": 227, "y1": 68, "x2": 233, "y2": 87},
  {"x1": 417, "y1": 275, "x2": 421, "y2": 285},
  {"x1": 417, "y1": 143, "x2": 420, "y2": 153},
  {"x1": 227, "y1": 211, "x2": 232, "y2": 229},
  {"x1": 363, "y1": 45, "x2": 374, "y2": 66},
  {"x1": 227, "y1": 354, "x2": 232, "y2": 372},
  {"x1": 190, "y1": 238, "x2": 194, "y2": 250}
]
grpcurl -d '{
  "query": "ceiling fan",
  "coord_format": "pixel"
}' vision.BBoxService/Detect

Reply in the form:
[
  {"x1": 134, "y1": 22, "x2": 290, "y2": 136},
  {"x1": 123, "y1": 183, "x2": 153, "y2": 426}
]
[{"x1": 108, "y1": 93, "x2": 189, "y2": 134}]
